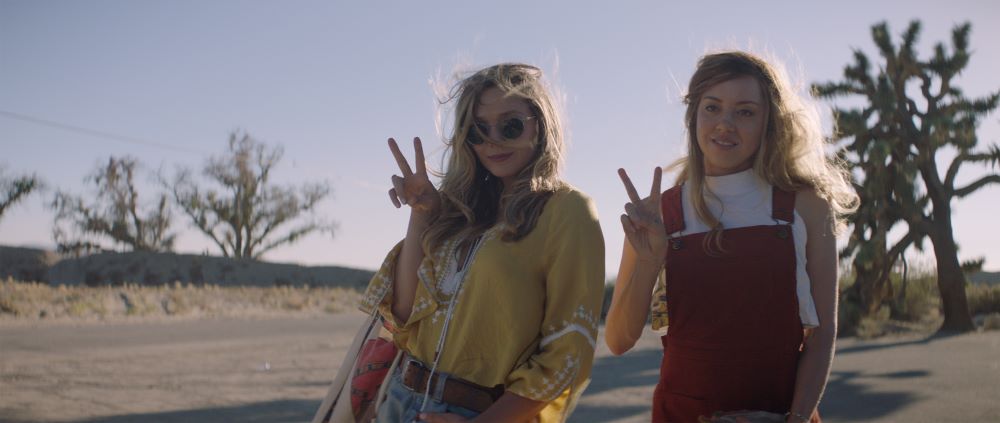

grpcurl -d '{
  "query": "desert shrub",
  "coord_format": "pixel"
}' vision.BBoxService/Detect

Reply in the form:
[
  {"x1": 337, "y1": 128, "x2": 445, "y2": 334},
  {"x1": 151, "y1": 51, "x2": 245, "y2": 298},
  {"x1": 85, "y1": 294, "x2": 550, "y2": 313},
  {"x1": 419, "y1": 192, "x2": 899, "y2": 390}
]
[
  {"x1": 0, "y1": 296, "x2": 16, "y2": 315},
  {"x1": 162, "y1": 290, "x2": 191, "y2": 315},
  {"x1": 837, "y1": 292, "x2": 862, "y2": 338},
  {"x1": 889, "y1": 272, "x2": 940, "y2": 322},
  {"x1": 282, "y1": 292, "x2": 309, "y2": 311},
  {"x1": 0, "y1": 278, "x2": 361, "y2": 321},
  {"x1": 855, "y1": 306, "x2": 891, "y2": 339},
  {"x1": 982, "y1": 313, "x2": 1000, "y2": 331},
  {"x1": 836, "y1": 272, "x2": 862, "y2": 337},
  {"x1": 837, "y1": 261, "x2": 942, "y2": 336},
  {"x1": 967, "y1": 284, "x2": 1000, "y2": 316},
  {"x1": 0, "y1": 281, "x2": 21, "y2": 315}
]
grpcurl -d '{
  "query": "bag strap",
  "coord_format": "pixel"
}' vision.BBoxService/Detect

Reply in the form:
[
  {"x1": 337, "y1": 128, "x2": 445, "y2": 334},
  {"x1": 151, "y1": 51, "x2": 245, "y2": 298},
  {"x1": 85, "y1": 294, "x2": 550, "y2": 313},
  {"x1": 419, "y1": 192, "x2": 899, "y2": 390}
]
[
  {"x1": 771, "y1": 186, "x2": 796, "y2": 223},
  {"x1": 311, "y1": 311, "x2": 382, "y2": 423}
]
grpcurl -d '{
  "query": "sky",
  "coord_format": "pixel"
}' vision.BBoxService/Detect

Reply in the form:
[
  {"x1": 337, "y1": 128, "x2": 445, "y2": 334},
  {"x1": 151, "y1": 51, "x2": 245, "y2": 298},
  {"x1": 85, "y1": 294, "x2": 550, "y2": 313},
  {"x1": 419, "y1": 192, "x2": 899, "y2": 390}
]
[{"x1": 2, "y1": 1, "x2": 998, "y2": 276}]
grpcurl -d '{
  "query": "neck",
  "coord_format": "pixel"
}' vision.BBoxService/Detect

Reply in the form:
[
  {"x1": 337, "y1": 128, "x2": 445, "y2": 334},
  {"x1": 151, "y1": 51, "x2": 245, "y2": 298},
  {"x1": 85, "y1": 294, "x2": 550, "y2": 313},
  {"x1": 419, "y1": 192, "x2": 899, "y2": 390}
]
[{"x1": 499, "y1": 175, "x2": 515, "y2": 194}]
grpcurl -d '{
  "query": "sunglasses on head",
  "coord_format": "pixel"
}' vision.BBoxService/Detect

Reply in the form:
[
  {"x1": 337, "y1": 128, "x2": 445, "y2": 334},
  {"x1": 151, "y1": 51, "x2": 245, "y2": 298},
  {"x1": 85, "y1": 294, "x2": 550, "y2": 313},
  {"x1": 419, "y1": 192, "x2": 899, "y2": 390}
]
[{"x1": 466, "y1": 115, "x2": 537, "y2": 145}]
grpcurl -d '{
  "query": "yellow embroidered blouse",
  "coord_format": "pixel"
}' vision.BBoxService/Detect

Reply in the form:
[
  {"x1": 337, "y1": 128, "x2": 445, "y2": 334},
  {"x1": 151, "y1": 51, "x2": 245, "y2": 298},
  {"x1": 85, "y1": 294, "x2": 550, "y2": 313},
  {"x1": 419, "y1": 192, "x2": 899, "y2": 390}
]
[{"x1": 359, "y1": 188, "x2": 605, "y2": 422}]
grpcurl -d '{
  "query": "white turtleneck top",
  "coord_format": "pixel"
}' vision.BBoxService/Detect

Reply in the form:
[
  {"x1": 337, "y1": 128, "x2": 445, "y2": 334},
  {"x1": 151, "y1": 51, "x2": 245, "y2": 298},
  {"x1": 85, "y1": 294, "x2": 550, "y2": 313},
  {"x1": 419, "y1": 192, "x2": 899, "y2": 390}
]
[{"x1": 671, "y1": 169, "x2": 820, "y2": 328}]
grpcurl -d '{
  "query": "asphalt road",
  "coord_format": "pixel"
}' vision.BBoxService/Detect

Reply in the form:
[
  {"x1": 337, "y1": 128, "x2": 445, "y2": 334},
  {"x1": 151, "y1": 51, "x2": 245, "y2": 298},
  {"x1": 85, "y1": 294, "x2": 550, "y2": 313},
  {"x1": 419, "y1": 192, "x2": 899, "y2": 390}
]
[{"x1": 2, "y1": 314, "x2": 998, "y2": 422}]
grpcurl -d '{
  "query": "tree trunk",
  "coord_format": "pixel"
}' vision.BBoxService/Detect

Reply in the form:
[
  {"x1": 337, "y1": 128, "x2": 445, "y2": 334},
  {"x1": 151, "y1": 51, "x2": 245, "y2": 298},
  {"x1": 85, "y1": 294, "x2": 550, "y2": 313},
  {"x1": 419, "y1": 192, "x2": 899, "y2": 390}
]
[
  {"x1": 920, "y1": 154, "x2": 975, "y2": 333},
  {"x1": 851, "y1": 264, "x2": 891, "y2": 317},
  {"x1": 931, "y1": 229, "x2": 976, "y2": 333}
]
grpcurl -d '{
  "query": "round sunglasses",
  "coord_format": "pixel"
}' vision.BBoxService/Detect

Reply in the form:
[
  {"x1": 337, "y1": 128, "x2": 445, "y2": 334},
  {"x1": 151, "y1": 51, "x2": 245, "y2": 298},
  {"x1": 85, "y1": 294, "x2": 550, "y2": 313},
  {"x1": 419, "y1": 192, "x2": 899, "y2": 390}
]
[{"x1": 466, "y1": 115, "x2": 537, "y2": 145}]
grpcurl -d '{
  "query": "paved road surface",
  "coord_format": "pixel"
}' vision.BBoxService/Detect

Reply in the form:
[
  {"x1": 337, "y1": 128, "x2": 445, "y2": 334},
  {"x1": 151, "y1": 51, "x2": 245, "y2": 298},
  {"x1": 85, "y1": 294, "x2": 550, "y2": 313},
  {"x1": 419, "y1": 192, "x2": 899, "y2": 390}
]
[{"x1": 2, "y1": 314, "x2": 998, "y2": 422}]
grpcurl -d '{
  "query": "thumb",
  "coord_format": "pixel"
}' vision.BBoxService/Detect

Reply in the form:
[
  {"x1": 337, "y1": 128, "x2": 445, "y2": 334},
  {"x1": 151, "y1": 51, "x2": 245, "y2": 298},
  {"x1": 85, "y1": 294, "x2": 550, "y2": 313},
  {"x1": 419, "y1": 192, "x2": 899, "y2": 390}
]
[{"x1": 620, "y1": 214, "x2": 637, "y2": 237}]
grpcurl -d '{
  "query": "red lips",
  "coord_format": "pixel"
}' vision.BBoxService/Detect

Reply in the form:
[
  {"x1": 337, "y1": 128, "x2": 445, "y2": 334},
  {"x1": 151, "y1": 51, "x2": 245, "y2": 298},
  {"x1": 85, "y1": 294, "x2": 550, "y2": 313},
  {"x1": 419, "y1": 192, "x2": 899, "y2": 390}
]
[{"x1": 486, "y1": 152, "x2": 514, "y2": 162}]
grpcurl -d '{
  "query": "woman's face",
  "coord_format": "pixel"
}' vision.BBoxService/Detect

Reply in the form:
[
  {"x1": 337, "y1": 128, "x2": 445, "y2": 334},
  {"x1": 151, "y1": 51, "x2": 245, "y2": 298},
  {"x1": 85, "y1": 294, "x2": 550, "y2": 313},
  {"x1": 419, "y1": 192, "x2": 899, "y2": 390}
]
[
  {"x1": 470, "y1": 86, "x2": 539, "y2": 186},
  {"x1": 695, "y1": 75, "x2": 767, "y2": 176}
]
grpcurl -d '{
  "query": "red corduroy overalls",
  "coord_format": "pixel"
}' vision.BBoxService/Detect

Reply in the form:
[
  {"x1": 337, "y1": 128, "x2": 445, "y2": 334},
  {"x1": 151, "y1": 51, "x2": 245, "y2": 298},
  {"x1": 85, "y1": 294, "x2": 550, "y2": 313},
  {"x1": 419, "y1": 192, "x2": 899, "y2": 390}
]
[{"x1": 651, "y1": 185, "x2": 818, "y2": 423}]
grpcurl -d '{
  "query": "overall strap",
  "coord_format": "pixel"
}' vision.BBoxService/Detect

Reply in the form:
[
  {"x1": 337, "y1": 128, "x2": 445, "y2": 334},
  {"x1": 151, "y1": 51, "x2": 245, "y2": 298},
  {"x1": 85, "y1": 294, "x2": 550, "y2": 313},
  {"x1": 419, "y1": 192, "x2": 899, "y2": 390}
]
[
  {"x1": 661, "y1": 185, "x2": 685, "y2": 235},
  {"x1": 771, "y1": 186, "x2": 796, "y2": 223}
]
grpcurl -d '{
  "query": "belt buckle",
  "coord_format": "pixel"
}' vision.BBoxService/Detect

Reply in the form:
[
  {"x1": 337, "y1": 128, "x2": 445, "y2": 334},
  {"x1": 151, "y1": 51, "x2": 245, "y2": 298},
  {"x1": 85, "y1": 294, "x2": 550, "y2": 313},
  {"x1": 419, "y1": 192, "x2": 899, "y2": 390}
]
[
  {"x1": 401, "y1": 356, "x2": 447, "y2": 403},
  {"x1": 430, "y1": 371, "x2": 448, "y2": 403},
  {"x1": 399, "y1": 357, "x2": 416, "y2": 393}
]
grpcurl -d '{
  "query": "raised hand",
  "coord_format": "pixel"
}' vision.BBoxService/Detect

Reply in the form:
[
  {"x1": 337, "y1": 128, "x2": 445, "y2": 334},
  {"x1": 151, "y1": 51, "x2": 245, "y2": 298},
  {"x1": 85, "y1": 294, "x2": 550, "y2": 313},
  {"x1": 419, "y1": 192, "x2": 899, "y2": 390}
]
[
  {"x1": 619, "y1": 167, "x2": 668, "y2": 264},
  {"x1": 388, "y1": 137, "x2": 440, "y2": 215}
]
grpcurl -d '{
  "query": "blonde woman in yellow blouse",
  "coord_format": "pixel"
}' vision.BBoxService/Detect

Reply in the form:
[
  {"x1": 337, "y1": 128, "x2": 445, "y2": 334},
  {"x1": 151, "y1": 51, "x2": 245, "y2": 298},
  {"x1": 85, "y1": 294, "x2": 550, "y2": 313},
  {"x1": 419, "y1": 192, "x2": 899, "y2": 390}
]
[{"x1": 360, "y1": 63, "x2": 605, "y2": 423}]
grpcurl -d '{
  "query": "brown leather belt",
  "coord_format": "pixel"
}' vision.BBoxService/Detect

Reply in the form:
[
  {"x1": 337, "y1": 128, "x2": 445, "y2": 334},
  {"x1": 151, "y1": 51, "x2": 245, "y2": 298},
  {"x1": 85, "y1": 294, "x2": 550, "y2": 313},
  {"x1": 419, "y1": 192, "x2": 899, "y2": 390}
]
[{"x1": 399, "y1": 355, "x2": 504, "y2": 413}]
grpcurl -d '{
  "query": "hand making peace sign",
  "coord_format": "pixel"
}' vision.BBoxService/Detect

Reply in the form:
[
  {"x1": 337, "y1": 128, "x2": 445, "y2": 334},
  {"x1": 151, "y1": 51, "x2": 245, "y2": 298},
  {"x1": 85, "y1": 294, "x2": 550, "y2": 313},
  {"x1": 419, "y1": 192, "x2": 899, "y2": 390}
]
[
  {"x1": 388, "y1": 137, "x2": 440, "y2": 215},
  {"x1": 619, "y1": 167, "x2": 668, "y2": 264}
]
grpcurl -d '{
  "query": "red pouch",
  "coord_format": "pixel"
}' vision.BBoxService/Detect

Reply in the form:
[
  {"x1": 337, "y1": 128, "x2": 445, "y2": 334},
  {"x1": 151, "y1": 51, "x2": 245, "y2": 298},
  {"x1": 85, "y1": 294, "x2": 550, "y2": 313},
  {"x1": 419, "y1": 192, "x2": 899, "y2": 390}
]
[{"x1": 350, "y1": 337, "x2": 398, "y2": 421}]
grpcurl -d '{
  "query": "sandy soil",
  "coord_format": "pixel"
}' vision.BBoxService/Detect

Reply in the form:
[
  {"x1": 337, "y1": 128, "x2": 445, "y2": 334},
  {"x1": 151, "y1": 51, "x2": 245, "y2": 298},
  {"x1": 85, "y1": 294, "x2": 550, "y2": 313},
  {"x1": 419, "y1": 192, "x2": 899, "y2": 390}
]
[{"x1": 1, "y1": 313, "x2": 998, "y2": 423}]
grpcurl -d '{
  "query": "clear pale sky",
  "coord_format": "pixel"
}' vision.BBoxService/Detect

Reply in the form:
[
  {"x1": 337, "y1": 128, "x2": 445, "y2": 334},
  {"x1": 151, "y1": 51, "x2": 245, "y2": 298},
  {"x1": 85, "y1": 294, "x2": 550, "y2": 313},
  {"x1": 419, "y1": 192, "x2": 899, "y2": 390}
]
[{"x1": 2, "y1": 1, "x2": 998, "y2": 275}]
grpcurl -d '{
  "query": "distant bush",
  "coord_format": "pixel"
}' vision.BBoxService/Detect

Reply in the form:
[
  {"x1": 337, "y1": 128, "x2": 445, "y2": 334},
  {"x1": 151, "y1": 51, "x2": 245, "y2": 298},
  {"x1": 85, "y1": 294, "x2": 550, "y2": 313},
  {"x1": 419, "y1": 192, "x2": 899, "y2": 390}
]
[
  {"x1": 838, "y1": 263, "x2": 942, "y2": 337},
  {"x1": 838, "y1": 261, "x2": 1000, "y2": 337},
  {"x1": 0, "y1": 278, "x2": 361, "y2": 321},
  {"x1": 889, "y1": 273, "x2": 940, "y2": 322},
  {"x1": 967, "y1": 283, "x2": 1000, "y2": 316}
]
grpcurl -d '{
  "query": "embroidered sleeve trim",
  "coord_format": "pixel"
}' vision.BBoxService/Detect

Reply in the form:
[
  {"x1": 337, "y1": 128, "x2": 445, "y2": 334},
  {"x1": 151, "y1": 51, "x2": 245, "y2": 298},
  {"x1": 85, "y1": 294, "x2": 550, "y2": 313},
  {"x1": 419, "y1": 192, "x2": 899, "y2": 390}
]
[
  {"x1": 540, "y1": 323, "x2": 596, "y2": 350},
  {"x1": 509, "y1": 354, "x2": 581, "y2": 403}
]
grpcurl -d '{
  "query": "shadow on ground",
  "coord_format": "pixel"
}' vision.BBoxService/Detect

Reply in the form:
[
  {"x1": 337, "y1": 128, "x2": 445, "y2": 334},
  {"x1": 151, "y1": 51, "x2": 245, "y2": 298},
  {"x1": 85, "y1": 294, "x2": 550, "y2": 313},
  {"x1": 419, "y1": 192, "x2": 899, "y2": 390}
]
[
  {"x1": 835, "y1": 332, "x2": 960, "y2": 356},
  {"x1": 55, "y1": 400, "x2": 319, "y2": 423},
  {"x1": 572, "y1": 347, "x2": 661, "y2": 422},
  {"x1": 819, "y1": 369, "x2": 927, "y2": 421}
]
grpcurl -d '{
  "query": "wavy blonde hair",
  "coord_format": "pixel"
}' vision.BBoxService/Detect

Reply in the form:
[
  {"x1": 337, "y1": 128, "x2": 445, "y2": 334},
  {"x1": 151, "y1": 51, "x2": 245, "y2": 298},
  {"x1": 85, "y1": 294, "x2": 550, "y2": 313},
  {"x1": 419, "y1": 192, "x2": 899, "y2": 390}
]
[
  {"x1": 423, "y1": 63, "x2": 566, "y2": 253},
  {"x1": 672, "y1": 51, "x2": 858, "y2": 249}
]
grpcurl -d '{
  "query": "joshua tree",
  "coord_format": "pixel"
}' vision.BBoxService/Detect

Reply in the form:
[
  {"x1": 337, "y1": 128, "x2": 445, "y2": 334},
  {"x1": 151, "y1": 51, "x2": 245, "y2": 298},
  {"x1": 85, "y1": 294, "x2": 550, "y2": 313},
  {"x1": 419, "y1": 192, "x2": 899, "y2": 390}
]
[
  {"x1": 166, "y1": 131, "x2": 336, "y2": 260},
  {"x1": 51, "y1": 157, "x2": 175, "y2": 255},
  {"x1": 814, "y1": 20, "x2": 999, "y2": 333},
  {"x1": 0, "y1": 167, "x2": 41, "y2": 222}
]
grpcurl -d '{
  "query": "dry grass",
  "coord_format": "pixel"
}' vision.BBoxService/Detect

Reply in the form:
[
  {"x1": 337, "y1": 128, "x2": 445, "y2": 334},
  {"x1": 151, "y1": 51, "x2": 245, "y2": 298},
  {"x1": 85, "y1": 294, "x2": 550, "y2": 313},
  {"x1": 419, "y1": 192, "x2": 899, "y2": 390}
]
[
  {"x1": 0, "y1": 278, "x2": 362, "y2": 323},
  {"x1": 837, "y1": 262, "x2": 1000, "y2": 338}
]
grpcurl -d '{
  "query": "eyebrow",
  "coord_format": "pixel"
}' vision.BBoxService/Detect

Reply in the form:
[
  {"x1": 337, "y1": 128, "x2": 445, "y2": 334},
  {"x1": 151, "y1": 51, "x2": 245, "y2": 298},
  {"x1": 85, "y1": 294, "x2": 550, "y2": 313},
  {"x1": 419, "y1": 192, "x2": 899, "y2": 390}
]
[
  {"x1": 702, "y1": 96, "x2": 762, "y2": 106},
  {"x1": 474, "y1": 109, "x2": 532, "y2": 120}
]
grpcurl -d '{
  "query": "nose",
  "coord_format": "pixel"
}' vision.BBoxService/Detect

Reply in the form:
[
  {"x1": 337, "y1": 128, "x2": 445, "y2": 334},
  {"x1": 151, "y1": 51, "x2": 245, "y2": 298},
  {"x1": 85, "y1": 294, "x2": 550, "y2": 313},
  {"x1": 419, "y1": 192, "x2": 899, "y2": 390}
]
[
  {"x1": 481, "y1": 129, "x2": 507, "y2": 146},
  {"x1": 716, "y1": 114, "x2": 735, "y2": 132},
  {"x1": 485, "y1": 127, "x2": 505, "y2": 141}
]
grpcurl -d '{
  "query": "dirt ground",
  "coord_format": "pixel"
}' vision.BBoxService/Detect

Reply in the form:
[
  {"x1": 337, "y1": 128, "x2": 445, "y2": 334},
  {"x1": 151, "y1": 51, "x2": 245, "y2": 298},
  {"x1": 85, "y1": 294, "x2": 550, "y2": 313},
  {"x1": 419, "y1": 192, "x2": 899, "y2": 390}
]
[{"x1": 1, "y1": 313, "x2": 998, "y2": 423}]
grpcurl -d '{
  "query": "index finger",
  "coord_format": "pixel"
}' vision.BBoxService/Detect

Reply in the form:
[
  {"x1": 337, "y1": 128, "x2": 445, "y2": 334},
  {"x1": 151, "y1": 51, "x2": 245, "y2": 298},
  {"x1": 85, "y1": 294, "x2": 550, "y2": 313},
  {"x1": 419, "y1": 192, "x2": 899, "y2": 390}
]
[
  {"x1": 618, "y1": 168, "x2": 642, "y2": 203},
  {"x1": 413, "y1": 137, "x2": 426, "y2": 175},
  {"x1": 388, "y1": 138, "x2": 413, "y2": 176},
  {"x1": 650, "y1": 166, "x2": 663, "y2": 201}
]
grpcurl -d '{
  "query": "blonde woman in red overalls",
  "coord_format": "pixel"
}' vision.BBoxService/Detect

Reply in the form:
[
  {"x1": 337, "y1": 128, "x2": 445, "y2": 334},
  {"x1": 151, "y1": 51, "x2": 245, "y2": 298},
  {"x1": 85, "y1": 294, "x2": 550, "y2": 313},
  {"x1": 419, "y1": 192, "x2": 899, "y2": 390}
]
[{"x1": 605, "y1": 51, "x2": 859, "y2": 423}]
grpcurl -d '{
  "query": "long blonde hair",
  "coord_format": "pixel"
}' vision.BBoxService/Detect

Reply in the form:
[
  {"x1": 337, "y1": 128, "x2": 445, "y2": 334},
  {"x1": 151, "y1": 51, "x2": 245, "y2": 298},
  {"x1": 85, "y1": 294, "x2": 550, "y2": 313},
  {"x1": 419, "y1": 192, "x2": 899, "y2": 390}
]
[
  {"x1": 423, "y1": 63, "x2": 566, "y2": 253},
  {"x1": 673, "y1": 51, "x2": 858, "y2": 248}
]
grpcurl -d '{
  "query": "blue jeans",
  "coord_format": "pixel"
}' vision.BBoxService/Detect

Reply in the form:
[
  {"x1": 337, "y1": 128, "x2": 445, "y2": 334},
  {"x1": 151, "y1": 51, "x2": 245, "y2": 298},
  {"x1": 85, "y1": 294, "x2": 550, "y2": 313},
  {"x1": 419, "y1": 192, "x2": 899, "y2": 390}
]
[{"x1": 375, "y1": 364, "x2": 482, "y2": 423}]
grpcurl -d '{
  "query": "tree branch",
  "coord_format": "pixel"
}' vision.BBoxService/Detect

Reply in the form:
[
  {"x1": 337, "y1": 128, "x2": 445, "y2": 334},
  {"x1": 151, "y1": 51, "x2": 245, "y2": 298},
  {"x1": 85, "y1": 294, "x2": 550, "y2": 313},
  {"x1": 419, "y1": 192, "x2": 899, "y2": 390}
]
[{"x1": 954, "y1": 174, "x2": 1000, "y2": 198}]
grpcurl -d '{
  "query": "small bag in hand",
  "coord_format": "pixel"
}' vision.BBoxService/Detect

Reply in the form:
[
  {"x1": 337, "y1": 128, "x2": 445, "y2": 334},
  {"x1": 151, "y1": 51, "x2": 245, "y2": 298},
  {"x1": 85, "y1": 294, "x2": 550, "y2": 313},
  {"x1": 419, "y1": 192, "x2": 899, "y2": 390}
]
[
  {"x1": 312, "y1": 309, "x2": 400, "y2": 423},
  {"x1": 350, "y1": 336, "x2": 398, "y2": 421},
  {"x1": 697, "y1": 410, "x2": 786, "y2": 423}
]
